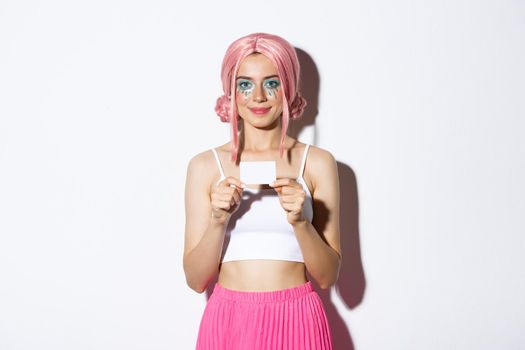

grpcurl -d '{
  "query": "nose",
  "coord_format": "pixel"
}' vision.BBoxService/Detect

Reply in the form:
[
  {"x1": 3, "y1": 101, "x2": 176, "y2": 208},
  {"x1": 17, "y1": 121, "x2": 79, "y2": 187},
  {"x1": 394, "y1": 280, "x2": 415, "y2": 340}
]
[{"x1": 253, "y1": 84, "x2": 267, "y2": 103}]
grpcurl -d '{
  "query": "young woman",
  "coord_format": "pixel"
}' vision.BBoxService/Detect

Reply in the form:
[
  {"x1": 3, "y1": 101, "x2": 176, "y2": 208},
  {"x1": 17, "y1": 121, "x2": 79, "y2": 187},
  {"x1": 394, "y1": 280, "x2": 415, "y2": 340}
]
[{"x1": 183, "y1": 32, "x2": 341, "y2": 350}]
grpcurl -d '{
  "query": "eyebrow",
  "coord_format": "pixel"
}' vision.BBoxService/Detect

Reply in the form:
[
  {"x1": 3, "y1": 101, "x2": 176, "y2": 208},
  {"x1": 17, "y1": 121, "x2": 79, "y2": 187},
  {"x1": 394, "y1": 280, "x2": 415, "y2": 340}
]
[{"x1": 236, "y1": 75, "x2": 279, "y2": 80}]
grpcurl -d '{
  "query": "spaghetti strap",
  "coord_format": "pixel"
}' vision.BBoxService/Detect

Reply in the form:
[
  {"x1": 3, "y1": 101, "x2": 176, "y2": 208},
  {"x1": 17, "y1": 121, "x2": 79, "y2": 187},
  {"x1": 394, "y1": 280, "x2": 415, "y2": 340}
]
[
  {"x1": 297, "y1": 144, "x2": 310, "y2": 180},
  {"x1": 210, "y1": 148, "x2": 226, "y2": 181}
]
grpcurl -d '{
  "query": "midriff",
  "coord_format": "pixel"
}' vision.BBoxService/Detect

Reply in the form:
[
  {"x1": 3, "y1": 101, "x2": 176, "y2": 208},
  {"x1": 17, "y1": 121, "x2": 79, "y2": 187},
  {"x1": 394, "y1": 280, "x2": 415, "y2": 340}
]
[{"x1": 218, "y1": 260, "x2": 308, "y2": 291}]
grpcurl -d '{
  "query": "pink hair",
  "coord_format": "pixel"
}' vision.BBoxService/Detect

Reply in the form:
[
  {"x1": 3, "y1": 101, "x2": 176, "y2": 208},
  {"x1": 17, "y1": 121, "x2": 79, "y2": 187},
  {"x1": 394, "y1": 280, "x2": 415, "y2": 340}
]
[{"x1": 214, "y1": 33, "x2": 307, "y2": 162}]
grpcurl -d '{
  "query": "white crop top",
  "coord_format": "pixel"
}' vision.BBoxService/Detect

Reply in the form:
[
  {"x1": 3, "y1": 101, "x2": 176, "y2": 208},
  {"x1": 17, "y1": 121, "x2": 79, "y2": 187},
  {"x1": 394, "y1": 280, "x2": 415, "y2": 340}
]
[{"x1": 211, "y1": 144, "x2": 314, "y2": 263}]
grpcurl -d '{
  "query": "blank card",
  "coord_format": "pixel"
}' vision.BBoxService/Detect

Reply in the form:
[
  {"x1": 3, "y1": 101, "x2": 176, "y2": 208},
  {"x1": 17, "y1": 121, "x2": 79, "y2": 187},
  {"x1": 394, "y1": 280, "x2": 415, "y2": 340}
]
[{"x1": 240, "y1": 161, "x2": 276, "y2": 185}]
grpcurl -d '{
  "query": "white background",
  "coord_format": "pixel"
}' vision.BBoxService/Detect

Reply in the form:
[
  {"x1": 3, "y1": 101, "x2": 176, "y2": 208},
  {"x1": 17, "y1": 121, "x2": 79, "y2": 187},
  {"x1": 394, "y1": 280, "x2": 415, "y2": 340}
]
[{"x1": 1, "y1": 1, "x2": 524, "y2": 349}]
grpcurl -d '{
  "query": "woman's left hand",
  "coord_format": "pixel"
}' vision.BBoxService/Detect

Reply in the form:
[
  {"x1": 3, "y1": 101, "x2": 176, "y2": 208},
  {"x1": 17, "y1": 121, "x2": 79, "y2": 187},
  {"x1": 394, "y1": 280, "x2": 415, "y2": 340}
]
[{"x1": 269, "y1": 178, "x2": 307, "y2": 225}]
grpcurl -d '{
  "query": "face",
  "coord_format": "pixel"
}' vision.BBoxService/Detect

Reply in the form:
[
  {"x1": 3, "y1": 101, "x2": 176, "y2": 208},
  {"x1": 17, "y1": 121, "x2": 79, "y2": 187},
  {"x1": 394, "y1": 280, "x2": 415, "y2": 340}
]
[{"x1": 235, "y1": 53, "x2": 284, "y2": 128}]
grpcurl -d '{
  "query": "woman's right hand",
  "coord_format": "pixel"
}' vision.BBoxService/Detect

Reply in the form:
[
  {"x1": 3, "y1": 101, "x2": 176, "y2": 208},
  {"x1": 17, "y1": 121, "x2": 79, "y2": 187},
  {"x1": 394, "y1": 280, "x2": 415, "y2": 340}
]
[{"x1": 210, "y1": 177, "x2": 246, "y2": 225}]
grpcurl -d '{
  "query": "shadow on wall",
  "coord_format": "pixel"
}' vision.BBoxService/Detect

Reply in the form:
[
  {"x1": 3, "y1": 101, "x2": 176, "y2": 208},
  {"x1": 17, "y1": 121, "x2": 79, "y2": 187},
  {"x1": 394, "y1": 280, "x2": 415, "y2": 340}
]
[
  {"x1": 295, "y1": 47, "x2": 366, "y2": 350},
  {"x1": 203, "y1": 48, "x2": 366, "y2": 350},
  {"x1": 311, "y1": 162, "x2": 364, "y2": 350}
]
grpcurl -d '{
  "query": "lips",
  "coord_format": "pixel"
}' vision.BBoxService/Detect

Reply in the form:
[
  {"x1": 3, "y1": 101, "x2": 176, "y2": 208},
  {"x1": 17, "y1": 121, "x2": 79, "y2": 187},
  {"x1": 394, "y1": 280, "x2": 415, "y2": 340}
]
[{"x1": 249, "y1": 107, "x2": 271, "y2": 115}]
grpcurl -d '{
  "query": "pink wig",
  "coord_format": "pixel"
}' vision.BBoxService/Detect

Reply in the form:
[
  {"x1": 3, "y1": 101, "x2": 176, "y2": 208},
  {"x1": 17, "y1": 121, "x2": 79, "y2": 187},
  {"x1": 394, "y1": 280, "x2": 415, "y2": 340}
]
[{"x1": 214, "y1": 32, "x2": 307, "y2": 162}]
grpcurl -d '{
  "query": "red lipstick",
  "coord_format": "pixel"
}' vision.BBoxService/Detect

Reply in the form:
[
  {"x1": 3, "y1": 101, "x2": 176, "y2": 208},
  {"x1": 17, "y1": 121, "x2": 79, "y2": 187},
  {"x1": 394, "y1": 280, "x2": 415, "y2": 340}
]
[{"x1": 249, "y1": 107, "x2": 271, "y2": 115}]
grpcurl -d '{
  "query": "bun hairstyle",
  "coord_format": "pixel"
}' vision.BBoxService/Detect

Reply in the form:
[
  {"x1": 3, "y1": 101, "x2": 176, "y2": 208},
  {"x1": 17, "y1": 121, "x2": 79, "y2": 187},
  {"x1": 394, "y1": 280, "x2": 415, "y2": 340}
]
[{"x1": 214, "y1": 33, "x2": 307, "y2": 162}]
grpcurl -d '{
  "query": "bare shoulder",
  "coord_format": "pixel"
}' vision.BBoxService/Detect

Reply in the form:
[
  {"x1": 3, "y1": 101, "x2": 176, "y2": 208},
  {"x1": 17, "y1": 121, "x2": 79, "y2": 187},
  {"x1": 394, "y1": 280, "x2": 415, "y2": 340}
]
[
  {"x1": 307, "y1": 145, "x2": 337, "y2": 170},
  {"x1": 187, "y1": 149, "x2": 214, "y2": 173},
  {"x1": 305, "y1": 145, "x2": 338, "y2": 191},
  {"x1": 186, "y1": 148, "x2": 221, "y2": 193}
]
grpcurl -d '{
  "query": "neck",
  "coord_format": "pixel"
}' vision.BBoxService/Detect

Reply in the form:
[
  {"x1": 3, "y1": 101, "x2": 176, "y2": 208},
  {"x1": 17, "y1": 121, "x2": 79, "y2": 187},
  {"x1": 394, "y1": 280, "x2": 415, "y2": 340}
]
[{"x1": 240, "y1": 120, "x2": 284, "y2": 152}]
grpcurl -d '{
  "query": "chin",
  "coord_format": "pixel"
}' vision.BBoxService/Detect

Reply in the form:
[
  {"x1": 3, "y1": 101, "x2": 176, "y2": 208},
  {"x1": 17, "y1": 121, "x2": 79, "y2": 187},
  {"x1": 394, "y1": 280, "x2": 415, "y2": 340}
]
[
  {"x1": 238, "y1": 109, "x2": 282, "y2": 127},
  {"x1": 252, "y1": 117, "x2": 281, "y2": 129}
]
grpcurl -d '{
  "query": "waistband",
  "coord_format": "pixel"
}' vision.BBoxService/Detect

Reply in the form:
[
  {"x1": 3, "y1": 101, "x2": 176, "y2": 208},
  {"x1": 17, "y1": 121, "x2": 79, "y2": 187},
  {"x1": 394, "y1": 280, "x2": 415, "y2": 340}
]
[{"x1": 212, "y1": 280, "x2": 313, "y2": 303}]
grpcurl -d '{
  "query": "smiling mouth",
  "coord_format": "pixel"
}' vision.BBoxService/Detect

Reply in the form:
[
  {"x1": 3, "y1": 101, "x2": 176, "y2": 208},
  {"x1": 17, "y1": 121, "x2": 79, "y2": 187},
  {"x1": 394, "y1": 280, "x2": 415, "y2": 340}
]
[{"x1": 249, "y1": 107, "x2": 271, "y2": 115}]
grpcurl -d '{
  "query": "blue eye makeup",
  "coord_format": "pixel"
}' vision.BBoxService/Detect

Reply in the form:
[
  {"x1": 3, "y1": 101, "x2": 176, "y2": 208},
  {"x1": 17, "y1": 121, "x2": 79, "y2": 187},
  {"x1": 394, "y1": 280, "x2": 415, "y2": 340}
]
[
  {"x1": 236, "y1": 79, "x2": 254, "y2": 99},
  {"x1": 235, "y1": 77, "x2": 281, "y2": 99},
  {"x1": 264, "y1": 79, "x2": 280, "y2": 89},
  {"x1": 237, "y1": 79, "x2": 254, "y2": 91},
  {"x1": 264, "y1": 79, "x2": 280, "y2": 97}
]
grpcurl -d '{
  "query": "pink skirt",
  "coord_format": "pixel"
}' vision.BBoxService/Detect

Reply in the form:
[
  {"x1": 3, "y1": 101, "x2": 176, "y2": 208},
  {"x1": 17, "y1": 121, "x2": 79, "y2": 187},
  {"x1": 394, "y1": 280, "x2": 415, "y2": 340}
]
[{"x1": 195, "y1": 280, "x2": 333, "y2": 350}]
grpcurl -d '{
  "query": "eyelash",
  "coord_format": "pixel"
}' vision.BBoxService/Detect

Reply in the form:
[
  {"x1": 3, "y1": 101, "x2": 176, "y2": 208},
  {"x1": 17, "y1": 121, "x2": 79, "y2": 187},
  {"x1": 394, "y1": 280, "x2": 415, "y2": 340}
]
[
  {"x1": 237, "y1": 80, "x2": 280, "y2": 91},
  {"x1": 264, "y1": 80, "x2": 280, "y2": 89},
  {"x1": 238, "y1": 81, "x2": 253, "y2": 91}
]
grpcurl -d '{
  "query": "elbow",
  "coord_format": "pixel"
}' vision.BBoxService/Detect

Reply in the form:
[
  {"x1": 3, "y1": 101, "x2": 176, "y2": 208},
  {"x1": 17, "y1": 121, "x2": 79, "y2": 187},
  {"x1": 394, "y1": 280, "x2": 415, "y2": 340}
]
[
  {"x1": 318, "y1": 282, "x2": 329, "y2": 290},
  {"x1": 319, "y1": 273, "x2": 339, "y2": 289},
  {"x1": 183, "y1": 270, "x2": 206, "y2": 294},
  {"x1": 184, "y1": 269, "x2": 210, "y2": 294},
  {"x1": 183, "y1": 259, "x2": 207, "y2": 294},
  {"x1": 319, "y1": 279, "x2": 337, "y2": 290},
  {"x1": 186, "y1": 279, "x2": 207, "y2": 294},
  {"x1": 193, "y1": 286, "x2": 207, "y2": 294},
  {"x1": 319, "y1": 258, "x2": 341, "y2": 290},
  {"x1": 184, "y1": 264, "x2": 216, "y2": 294}
]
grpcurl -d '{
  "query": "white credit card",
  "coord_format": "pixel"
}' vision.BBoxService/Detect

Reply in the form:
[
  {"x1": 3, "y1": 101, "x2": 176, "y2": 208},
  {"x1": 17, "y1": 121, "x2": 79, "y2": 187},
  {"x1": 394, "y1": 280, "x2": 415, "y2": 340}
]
[{"x1": 240, "y1": 161, "x2": 276, "y2": 185}]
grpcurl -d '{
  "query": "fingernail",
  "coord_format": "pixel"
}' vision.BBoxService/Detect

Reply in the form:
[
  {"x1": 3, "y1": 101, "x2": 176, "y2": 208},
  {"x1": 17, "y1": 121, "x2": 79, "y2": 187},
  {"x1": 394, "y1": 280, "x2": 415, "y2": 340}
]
[{"x1": 241, "y1": 183, "x2": 246, "y2": 188}]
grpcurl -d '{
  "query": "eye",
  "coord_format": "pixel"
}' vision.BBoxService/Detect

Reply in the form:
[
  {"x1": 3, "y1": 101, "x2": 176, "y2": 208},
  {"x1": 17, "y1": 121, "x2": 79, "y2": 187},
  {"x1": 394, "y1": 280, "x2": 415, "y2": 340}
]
[
  {"x1": 237, "y1": 80, "x2": 253, "y2": 91},
  {"x1": 264, "y1": 79, "x2": 280, "y2": 89}
]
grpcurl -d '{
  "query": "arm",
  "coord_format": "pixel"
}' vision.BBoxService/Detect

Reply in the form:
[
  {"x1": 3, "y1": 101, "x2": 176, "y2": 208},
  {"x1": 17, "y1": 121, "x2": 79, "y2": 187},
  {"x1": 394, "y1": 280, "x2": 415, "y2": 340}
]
[
  {"x1": 182, "y1": 153, "x2": 226, "y2": 293},
  {"x1": 293, "y1": 147, "x2": 342, "y2": 289},
  {"x1": 182, "y1": 151, "x2": 244, "y2": 293}
]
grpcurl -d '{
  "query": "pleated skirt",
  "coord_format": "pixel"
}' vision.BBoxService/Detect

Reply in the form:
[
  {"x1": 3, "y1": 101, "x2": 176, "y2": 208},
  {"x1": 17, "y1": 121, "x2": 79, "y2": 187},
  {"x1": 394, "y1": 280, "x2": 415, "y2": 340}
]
[{"x1": 195, "y1": 280, "x2": 333, "y2": 350}]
